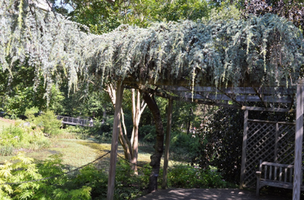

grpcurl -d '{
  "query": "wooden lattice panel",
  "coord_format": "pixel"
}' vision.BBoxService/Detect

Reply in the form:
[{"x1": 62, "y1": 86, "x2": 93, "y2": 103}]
[
  {"x1": 242, "y1": 120, "x2": 295, "y2": 188},
  {"x1": 276, "y1": 123, "x2": 296, "y2": 164}
]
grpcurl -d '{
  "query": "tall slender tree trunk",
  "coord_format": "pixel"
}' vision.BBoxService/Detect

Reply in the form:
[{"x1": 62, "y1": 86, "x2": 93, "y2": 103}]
[
  {"x1": 131, "y1": 89, "x2": 147, "y2": 172},
  {"x1": 106, "y1": 84, "x2": 146, "y2": 174},
  {"x1": 142, "y1": 92, "x2": 164, "y2": 192}
]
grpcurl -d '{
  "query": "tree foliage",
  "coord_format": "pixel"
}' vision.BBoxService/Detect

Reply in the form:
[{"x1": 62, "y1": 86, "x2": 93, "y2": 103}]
[
  {"x1": 57, "y1": 0, "x2": 210, "y2": 34},
  {"x1": 243, "y1": 0, "x2": 304, "y2": 31},
  {"x1": 1, "y1": 1, "x2": 304, "y2": 99}
]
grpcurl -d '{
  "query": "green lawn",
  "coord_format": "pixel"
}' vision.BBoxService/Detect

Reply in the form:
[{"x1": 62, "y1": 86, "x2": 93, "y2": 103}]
[
  {"x1": 0, "y1": 118, "x2": 177, "y2": 170},
  {"x1": 0, "y1": 137, "x2": 154, "y2": 171}
]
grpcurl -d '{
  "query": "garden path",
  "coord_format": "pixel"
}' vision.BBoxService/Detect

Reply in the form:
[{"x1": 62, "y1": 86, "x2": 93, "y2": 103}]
[{"x1": 136, "y1": 188, "x2": 290, "y2": 200}]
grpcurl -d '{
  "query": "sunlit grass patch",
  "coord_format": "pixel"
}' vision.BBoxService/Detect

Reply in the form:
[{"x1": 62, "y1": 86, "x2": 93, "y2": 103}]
[
  {"x1": 42, "y1": 139, "x2": 99, "y2": 168},
  {"x1": 0, "y1": 139, "x2": 97, "y2": 167},
  {"x1": 0, "y1": 117, "x2": 13, "y2": 132}
]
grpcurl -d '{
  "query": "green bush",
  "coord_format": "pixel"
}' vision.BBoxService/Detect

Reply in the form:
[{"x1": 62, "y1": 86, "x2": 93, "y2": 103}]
[
  {"x1": 0, "y1": 153, "x2": 92, "y2": 200},
  {"x1": 0, "y1": 145, "x2": 13, "y2": 156},
  {"x1": 170, "y1": 132, "x2": 200, "y2": 162},
  {"x1": 34, "y1": 110, "x2": 62, "y2": 136},
  {"x1": 168, "y1": 164, "x2": 228, "y2": 188},
  {"x1": 0, "y1": 154, "x2": 149, "y2": 200},
  {"x1": 140, "y1": 125, "x2": 156, "y2": 142},
  {"x1": 0, "y1": 154, "x2": 44, "y2": 200},
  {"x1": 24, "y1": 107, "x2": 39, "y2": 122},
  {"x1": 0, "y1": 123, "x2": 50, "y2": 156},
  {"x1": 114, "y1": 159, "x2": 149, "y2": 199}
]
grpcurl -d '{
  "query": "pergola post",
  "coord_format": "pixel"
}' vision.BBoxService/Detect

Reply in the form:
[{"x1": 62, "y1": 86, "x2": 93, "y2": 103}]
[
  {"x1": 107, "y1": 81, "x2": 124, "y2": 200},
  {"x1": 240, "y1": 109, "x2": 248, "y2": 189},
  {"x1": 293, "y1": 80, "x2": 304, "y2": 200},
  {"x1": 162, "y1": 98, "x2": 173, "y2": 189}
]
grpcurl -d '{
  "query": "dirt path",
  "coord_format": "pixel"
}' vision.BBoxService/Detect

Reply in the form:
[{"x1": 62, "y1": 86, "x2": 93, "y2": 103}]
[
  {"x1": 136, "y1": 188, "x2": 291, "y2": 200},
  {"x1": 0, "y1": 117, "x2": 15, "y2": 125}
]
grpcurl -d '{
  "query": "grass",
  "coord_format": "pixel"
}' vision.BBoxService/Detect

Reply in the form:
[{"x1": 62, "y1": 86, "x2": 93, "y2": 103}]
[
  {"x1": 0, "y1": 136, "x2": 182, "y2": 172},
  {"x1": 26, "y1": 139, "x2": 100, "y2": 168},
  {"x1": 0, "y1": 117, "x2": 13, "y2": 132},
  {"x1": 0, "y1": 137, "x2": 154, "y2": 170},
  {"x1": 0, "y1": 117, "x2": 182, "y2": 170},
  {"x1": 0, "y1": 135, "x2": 183, "y2": 171}
]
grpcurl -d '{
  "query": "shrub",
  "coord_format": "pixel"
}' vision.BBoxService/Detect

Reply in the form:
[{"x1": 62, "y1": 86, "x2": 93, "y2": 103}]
[
  {"x1": 0, "y1": 154, "x2": 151, "y2": 200},
  {"x1": 114, "y1": 159, "x2": 148, "y2": 199},
  {"x1": 140, "y1": 125, "x2": 156, "y2": 142},
  {"x1": 34, "y1": 110, "x2": 62, "y2": 136},
  {"x1": 169, "y1": 131, "x2": 200, "y2": 162},
  {"x1": 0, "y1": 154, "x2": 93, "y2": 200},
  {"x1": 0, "y1": 145, "x2": 13, "y2": 156},
  {"x1": 0, "y1": 122, "x2": 50, "y2": 156},
  {"x1": 0, "y1": 153, "x2": 44, "y2": 200},
  {"x1": 71, "y1": 165, "x2": 108, "y2": 199},
  {"x1": 167, "y1": 164, "x2": 228, "y2": 188},
  {"x1": 24, "y1": 107, "x2": 39, "y2": 122}
]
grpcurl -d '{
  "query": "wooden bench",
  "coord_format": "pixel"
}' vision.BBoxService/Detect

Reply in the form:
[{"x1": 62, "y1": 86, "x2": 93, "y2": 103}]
[{"x1": 256, "y1": 161, "x2": 304, "y2": 196}]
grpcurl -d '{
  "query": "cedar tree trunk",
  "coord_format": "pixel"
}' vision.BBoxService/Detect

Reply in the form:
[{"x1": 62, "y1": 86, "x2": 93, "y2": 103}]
[{"x1": 142, "y1": 92, "x2": 164, "y2": 192}]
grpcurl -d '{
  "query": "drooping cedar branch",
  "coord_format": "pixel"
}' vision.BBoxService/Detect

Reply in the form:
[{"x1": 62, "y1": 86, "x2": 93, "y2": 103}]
[{"x1": 1, "y1": 0, "x2": 304, "y2": 99}]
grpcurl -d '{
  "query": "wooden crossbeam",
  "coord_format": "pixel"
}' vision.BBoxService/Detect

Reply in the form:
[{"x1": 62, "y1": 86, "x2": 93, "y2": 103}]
[
  {"x1": 242, "y1": 106, "x2": 293, "y2": 113},
  {"x1": 163, "y1": 86, "x2": 296, "y2": 95},
  {"x1": 178, "y1": 93, "x2": 292, "y2": 103}
]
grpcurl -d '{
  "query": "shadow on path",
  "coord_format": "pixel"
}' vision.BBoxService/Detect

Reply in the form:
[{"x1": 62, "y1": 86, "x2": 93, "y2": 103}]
[{"x1": 136, "y1": 188, "x2": 290, "y2": 200}]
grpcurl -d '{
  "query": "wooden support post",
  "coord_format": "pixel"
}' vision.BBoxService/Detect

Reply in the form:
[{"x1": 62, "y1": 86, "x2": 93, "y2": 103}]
[
  {"x1": 274, "y1": 122, "x2": 279, "y2": 163},
  {"x1": 240, "y1": 109, "x2": 248, "y2": 189},
  {"x1": 107, "y1": 81, "x2": 124, "y2": 200},
  {"x1": 293, "y1": 80, "x2": 304, "y2": 200},
  {"x1": 162, "y1": 98, "x2": 173, "y2": 189}
]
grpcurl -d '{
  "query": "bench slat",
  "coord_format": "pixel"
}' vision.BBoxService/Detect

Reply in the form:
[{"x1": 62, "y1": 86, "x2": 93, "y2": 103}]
[
  {"x1": 265, "y1": 165, "x2": 267, "y2": 179},
  {"x1": 290, "y1": 168, "x2": 293, "y2": 182},
  {"x1": 279, "y1": 167, "x2": 282, "y2": 181},
  {"x1": 284, "y1": 168, "x2": 287, "y2": 182},
  {"x1": 256, "y1": 161, "x2": 304, "y2": 197}
]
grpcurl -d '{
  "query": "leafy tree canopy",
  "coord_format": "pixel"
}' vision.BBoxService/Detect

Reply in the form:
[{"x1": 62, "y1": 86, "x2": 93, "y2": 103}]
[
  {"x1": 1, "y1": 0, "x2": 304, "y2": 102},
  {"x1": 55, "y1": 0, "x2": 210, "y2": 34}
]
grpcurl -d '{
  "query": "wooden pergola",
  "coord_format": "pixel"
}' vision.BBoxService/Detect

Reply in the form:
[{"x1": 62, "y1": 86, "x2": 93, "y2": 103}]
[
  {"x1": 107, "y1": 78, "x2": 304, "y2": 200},
  {"x1": 2, "y1": 3, "x2": 304, "y2": 199}
]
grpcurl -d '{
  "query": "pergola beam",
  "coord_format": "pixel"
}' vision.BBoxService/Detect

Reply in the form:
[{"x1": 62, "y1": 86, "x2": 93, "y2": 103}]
[
  {"x1": 163, "y1": 86, "x2": 296, "y2": 95},
  {"x1": 241, "y1": 106, "x2": 292, "y2": 113},
  {"x1": 178, "y1": 93, "x2": 292, "y2": 103}
]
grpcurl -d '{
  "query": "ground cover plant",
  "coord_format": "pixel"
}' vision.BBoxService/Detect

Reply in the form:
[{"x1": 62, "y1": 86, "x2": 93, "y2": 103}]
[
  {"x1": 0, "y1": 120, "x2": 50, "y2": 156},
  {"x1": 0, "y1": 152, "x2": 235, "y2": 200}
]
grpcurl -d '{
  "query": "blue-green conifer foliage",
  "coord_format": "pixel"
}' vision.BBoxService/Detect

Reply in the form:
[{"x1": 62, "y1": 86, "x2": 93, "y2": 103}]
[{"x1": 1, "y1": 0, "x2": 304, "y2": 97}]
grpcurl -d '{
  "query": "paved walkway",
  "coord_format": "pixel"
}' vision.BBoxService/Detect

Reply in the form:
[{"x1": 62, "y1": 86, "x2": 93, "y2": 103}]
[{"x1": 136, "y1": 188, "x2": 291, "y2": 200}]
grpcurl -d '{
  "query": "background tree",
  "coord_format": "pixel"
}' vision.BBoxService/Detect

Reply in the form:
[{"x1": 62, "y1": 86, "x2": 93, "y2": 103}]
[
  {"x1": 242, "y1": 0, "x2": 304, "y2": 33},
  {"x1": 106, "y1": 84, "x2": 146, "y2": 173}
]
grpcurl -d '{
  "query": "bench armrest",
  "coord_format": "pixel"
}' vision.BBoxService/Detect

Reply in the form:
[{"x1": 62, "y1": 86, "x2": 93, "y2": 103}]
[
  {"x1": 256, "y1": 171, "x2": 261, "y2": 178},
  {"x1": 256, "y1": 171, "x2": 261, "y2": 196}
]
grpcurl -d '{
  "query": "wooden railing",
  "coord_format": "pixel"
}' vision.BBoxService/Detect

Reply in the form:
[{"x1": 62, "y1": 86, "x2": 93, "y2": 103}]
[{"x1": 57, "y1": 115, "x2": 94, "y2": 127}]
